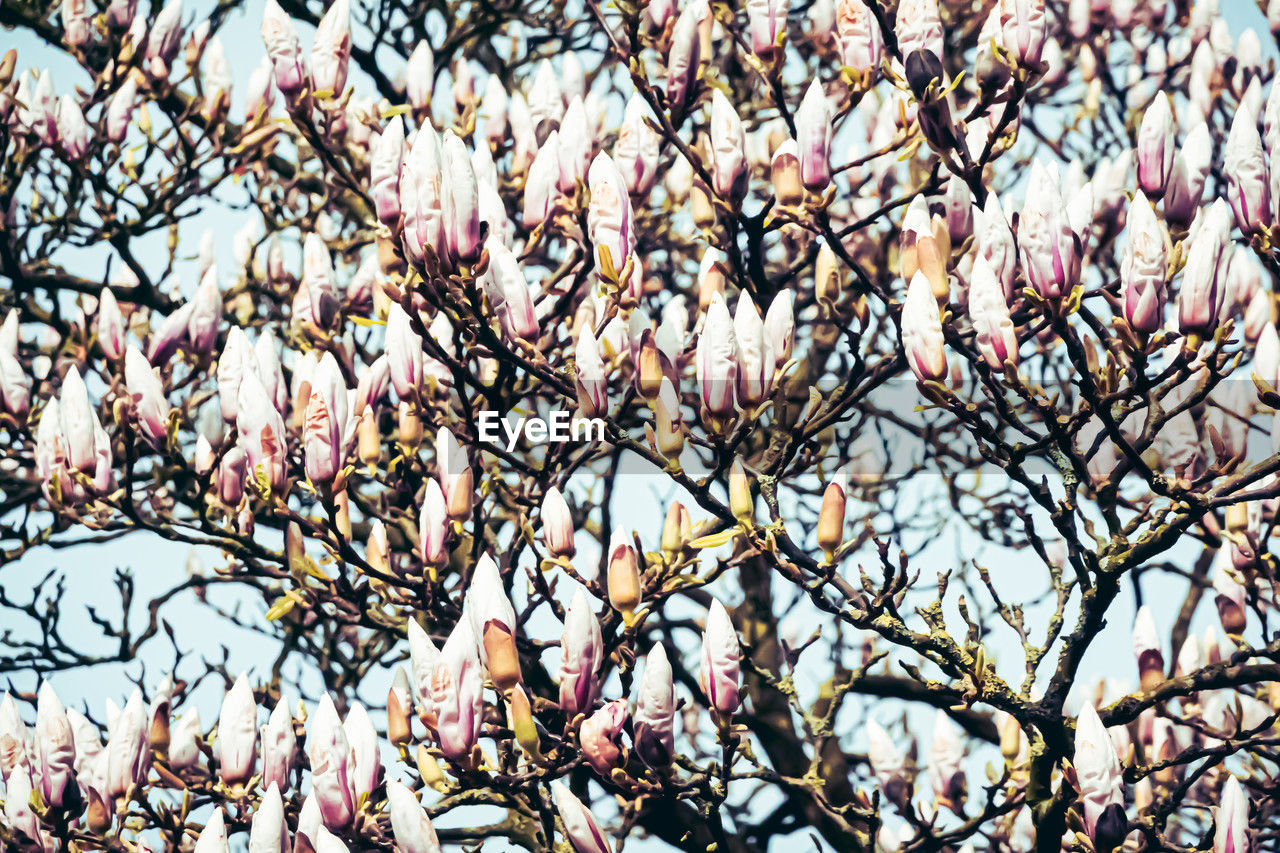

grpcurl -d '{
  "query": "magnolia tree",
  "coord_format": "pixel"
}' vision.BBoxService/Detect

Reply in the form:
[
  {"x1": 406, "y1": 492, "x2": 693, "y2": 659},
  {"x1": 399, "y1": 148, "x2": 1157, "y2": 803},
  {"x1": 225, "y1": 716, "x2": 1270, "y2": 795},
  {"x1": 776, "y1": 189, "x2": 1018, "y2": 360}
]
[{"x1": 2, "y1": 0, "x2": 1280, "y2": 849}]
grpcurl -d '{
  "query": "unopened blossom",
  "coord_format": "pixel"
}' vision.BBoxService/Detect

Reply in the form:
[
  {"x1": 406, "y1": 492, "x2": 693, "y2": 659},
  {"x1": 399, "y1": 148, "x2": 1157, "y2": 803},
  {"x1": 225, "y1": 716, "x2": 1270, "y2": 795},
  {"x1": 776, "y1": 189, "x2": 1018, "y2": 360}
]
[
  {"x1": 56, "y1": 95, "x2": 89, "y2": 158},
  {"x1": 343, "y1": 702, "x2": 380, "y2": 800},
  {"x1": 666, "y1": 3, "x2": 703, "y2": 111},
  {"x1": 633, "y1": 643, "x2": 675, "y2": 768},
  {"x1": 441, "y1": 130, "x2": 481, "y2": 263},
  {"x1": 261, "y1": 0, "x2": 306, "y2": 100},
  {"x1": 216, "y1": 673, "x2": 257, "y2": 785},
  {"x1": 1215, "y1": 775, "x2": 1250, "y2": 853},
  {"x1": 249, "y1": 782, "x2": 290, "y2": 853},
  {"x1": 35, "y1": 682, "x2": 76, "y2": 807},
  {"x1": 430, "y1": 619, "x2": 484, "y2": 759},
  {"x1": 836, "y1": 0, "x2": 883, "y2": 75},
  {"x1": 144, "y1": 0, "x2": 184, "y2": 77},
  {"x1": 575, "y1": 329, "x2": 608, "y2": 417},
  {"x1": 236, "y1": 370, "x2": 287, "y2": 492},
  {"x1": 968, "y1": 255, "x2": 1018, "y2": 369},
  {"x1": 169, "y1": 709, "x2": 202, "y2": 770},
  {"x1": 309, "y1": 695, "x2": 355, "y2": 829},
  {"x1": 734, "y1": 293, "x2": 772, "y2": 407},
  {"x1": 552, "y1": 781, "x2": 613, "y2": 853},
  {"x1": 408, "y1": 619, "x2": 440, "y2": 715},
  {"x1": 699, "y1": 598, "x2": 742, "y2": 715},
  {"x1": 1224, "y1": 104, "x2": 1271, "y2": 235},
  {"x1": 1074, "y1": 701, "x2": 1127, "y2": 850},
  {"x1": 795, "y1": 80, "x2": 832, "y2": 190},
  {"x1": 866, "y1": 718, "x2": 907, "y2": 801},
  {"x1": 747, "y1": 0, "x2": 789, "y2": 56},
  {"x1": 106, "y1": 688, "x2": 150, "y2": 797},
  {"x1": 614, "y1": 96, "x2": 661, "y2": 195},
  {"x1": 1132, "y1": 606, "x2": 1165, "y2": 692},
  {"x1": 1212, "y1": 549, "x2": 1248, "y2": 635},
  {"x1": 387, "y1": 779, "x2": 443, "y2": 853},
  {"x1": 896, "y1": 0, "x2": 944, "y2": 64},
  {"x1": 542, "y1": 486, "x2": 575, "y2": 558},
  {"x1": 1136, "y1": 92, "x2": 1174, "y2": 198},
  {"x1": 104, "y1": 74, "x2": 138, "y2": 144},
  {"x1": 697, "y1": 293, "x2": 739, "y2": 416},
  {"x1": 419, "y1": 479, "x2": 449, "y2": 567},
  {"x1": 560, "y1": 587, "x2": 604, "y2": 717},
  {"x1": 928, "y1": 712, "x2": 966, "y2": 809},
  {"x1": 580, "y1": 700, "x2": 628, "y2": 774},
  {"x1": 558, "y1": 97, "x2": 591, "y2": 191},
  {"x1": 311, "y1": 0, "x2": 350, "y2": 96},
  {"x1": 709, "y1": 90, "x2": 747, "y2": 201},
  {"x1": 901, "y1": 271, "x2": 946, "y2": 382},
  {"x1": 370, "y1": 116, "x2": 405, "y2": 226},
  {"x1": 466, "y1": 553, "x2": 522, "y2": 691},
  {"x1": 764, "y1": 291, "x2": 795, "y2": 368},
  {"x1": 997, "y1": 0, "x2": 1046, "y2": 67},
  {"x1": 1120, "y1": 195, "x2": 1168, "y2": 335},
  {"x1": 481, "y1": 74, "x2": 508, "y2": 147},
  {"x1": 125, "y1": 346, "x2": 171, "y2": 446},
  {"x1": 386, "y1": 303, "x2": 424, "y2": 400},
  {"x1": 1179, "y1": 199, "x2": 1231, "y2": 336},
  {"x1": 528, "y1": 59, "x2": 564, "y2": 135},
  {"x1": 587, "y1": 152, "x2": 634, "y2": 276},
  {"x1": 1164, "y1": 121, "x2": 1212, "y2": 227},
  {"x1": 1020, "y1": 160, "x2": 1082, "y2": 300}
]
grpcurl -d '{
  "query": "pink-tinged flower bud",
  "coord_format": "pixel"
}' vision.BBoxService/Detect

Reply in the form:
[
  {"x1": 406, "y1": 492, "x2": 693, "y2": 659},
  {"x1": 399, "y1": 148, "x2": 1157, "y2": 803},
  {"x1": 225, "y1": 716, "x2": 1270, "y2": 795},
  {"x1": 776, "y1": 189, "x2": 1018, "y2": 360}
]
[
  {"x1": 144, "y1": 0, "x2": 184, "y2": 77},
  {"x1": 0, "y1": 341, "x2": 29, "y2": 418},
  {"x1": 764, "y1": 291, "x2": 794, "y2": 369},
  {"x1": 106, "y1": 688, "x2": 150, "y2": 797},
  {"x1": 168, "y1": 709, "x2": 202, "y2": 769},
  {"x1": 997, "y1": 0, "x2": 1046, "y2": 67},
  {"x1": 901, "y1": 271, "x2": 947, "y2": 382},
  {"x1": 795, "y1": 80, "x2": 832, "y2": 191},
  {"x1": 309, "y1": 696, "x2": 355, "y2": 829},
  {"x1": 214, "y1": 446, "x2": 245, "y2": 504},
  {"x1": 478, "y1": 76, "x2": 508, "y2": 146},
  {"x1": 1120, "y1": 195, "x2": 1168, "y2": 336},
  {"x1": 97, "y1": 287, "x2": 125, "y2": 361},
  {"x1": 522, "y1": 131, "x2": 560, "y2": 230},
  {"x1": 418, "y1": 478, "x2": 449, "y2": 568},
  {"x1": 580, "y1": 700, "x2": 627, "y2": 775},
  {"x1": 188, "y1": 268, "x2": 221, "y2": 355},
  {"x1": 1255, "y1": 322, "x2": 1280, "y2": 387},
  {"x1": 104, "y1": 74, "x2": 137, "y2": 144},
  {"x1": 216, "y1": 327, "x2": 253, "y2": 423},
  {"x1": 244, "y1": 58, "x2": 275, "y2": 119},
  {"x1": 387, "y1": 780, "x2": 443, "y2": 853},
  {"x1": 606, "y1": 529, "x2": 642, "y2": 621},
  {"x1": 260, "y1": 695, "x2": 296, "y2": 792},
  {"x1": 3, "y1": 764, "x2": 43, "y2": 847},
  {"x1": 311, "y1": 0, "x2": 350, "y2": 96},
  {"x1": 1215, "y1": 775, "x2": 1250, "y2": 853},
  {"x1": 34, "y1": 682, "x2": 75, "y2": 807},
  {"x1": 587, "y1": 152, "x2": 634, "y2": 276},
  {"x1": 697, "y1": 292, "x2": 739, "y2": 416},
  {"x1": 102, "y1": 0, "x2": 135, "y2": 31},
  {"x1": 255, "y1": 332, "x2": 287, "y2": 413},
  {"x1": 615, "y1": 95, "x2": 661, "y2": 195},
  {"x1": 559, "y1": 587, "x2": 604, "y2": 717},
  {"x1": 386, "y1": 303, "x2": 424, "y2": 400},
  {"x1": 0, "y1": 692, "x2": 30, "y2": 778},
  {"x1": 56, "y1": 95, "x2": 89, "y2": 158},
  {"x1": 124, "y1": 346, "x2": 170, "y2": 446},
  {"x1": 191, "y1": 809, "x2": 230, "y2": 853},
  {"x1": 896, "y1": 0, "x2": 944, "y2": 63},
  {"x1": 59, "y1": 366, "x2": 96, "y2": 474},
  {"x1": 216, "y1": 674, "x2": 257, "y2": 785},
  {"x1": 541, "y1": 487, "x2": 575, "y2": 558},
  {"x1": 405, "y1": 41, "x2": 434, "y2": 113},
  {"x1": 249, "y1": 782, "x2": 289, "y2": 853},
  {"x1": 408, "y1": 619, "x2": 440, "y2": 716},
  {"x1": 942, "y1": 176, "x2": 973, "y2": 245},
  {"x1": 1136, "y1": 92, "x2": 1174, "y2": 198},
  {"x1": 441, "y1": 130, "x2": 481, "y2": 263},
  {"x1": 733, "y1": 293, "x2": 772, "y2": 407},
  {"x1": 1225, "y1": 105, "x2": 1271, "y2": 235},
  {"x1": 633, "y1": 643, "x2": 675, "y2": 768},
  {"x1": 835, "y1": 0, "x2": 883, "y2": 76},
  {"x1": 467, "y1": 553, "x2": 522, "y2": 692},
  {"x1": 1163, "y1": 122, "x2": 1212, "y2": 228},
  {"x1": 574, "y1": 329, "x2": 609, "y2": 417},
  {"x1": 303, "y1": 233, "x2": 340, "y2": 328},
  {"x1": 1244, "y1": 288, "x2": 1271, "y2": 345},
  {"x1": 1131, "y1": 606, "x2": 1165, "y2": 692},
  {"x1": 747, "y1": 0, "x2": 789, "y2": 56},
  {"x1": 528, "y1": 59, "x2": 564, "y2": 136},
  {"x1": 554, "y1": 100, "x2": 589, "y2": 193},
  {"x1": 262, "y1": 0, "x2": 306, "y2": 101},
  {"x1": 928, "y1": 712, "x2": 966, "y2": 809},
  {"x1": 370, "y1": 116, "x2": 405, "y2": 227},
  {"x1": 1212, "y1": 549, "x2": 1248, "y2": 635},
  {"x1": 342, "y1": 702, "x2": 379, "y2": 800},
  {"x1": 666, "y1": 3, "x2": 702, "y2": 112},
  {"x1": 1020, "y1": 160, "x2": 1082, "y2": 299},
  {"x1": 699, "y1": 598, "x2": 741, "y2": 715},
  {"x1": 866, "y1": 718, "x2": 907, "y2": 803},
  {"x1": 1074, "y1": 701, "x2": 1126, "y2": 850},
  {"x1": 968, "y1": 255, "x2": 1018, "y2": 369},
  {"x1": 1179, "y1": 199, "x2": 1231, "y2": 337},
  {"x1": 508, "y1": 92, "x2": 537, "y2": 173},
  {"x1": 552, "y1": 782, "x2": 613, "y2": 853},
  {"x1": 401, "y1": 126, "x2": 444, "y2": 265},
  {"x1": 435, "y1": 427, "x2": 473, "y2": 520},
  {"x1": 709, "y1": 90, "x2": 747, "y2": 201},
  {"x1": 303, "y1": 385, "x2": 339, "y2": 486},
  {"x1": 238, "y1": 368, "x2": 287, "y2": 491},
  {"x1": 430, "y1": 620, "x2": 484, "y2": 760}
]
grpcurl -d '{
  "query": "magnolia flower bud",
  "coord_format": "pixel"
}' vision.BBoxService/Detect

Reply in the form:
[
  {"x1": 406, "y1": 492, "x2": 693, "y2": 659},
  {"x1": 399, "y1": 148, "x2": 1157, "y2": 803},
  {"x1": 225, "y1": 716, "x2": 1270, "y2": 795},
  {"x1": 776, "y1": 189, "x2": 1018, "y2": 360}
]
[
  {"x1": 1164, "y1": 121, "x2": 1212, "y2": 228},
  {"x1": 770, "y1": 138, "x2": 804, "y2": 205},
  {"x1": 245, "y1": 58, "x2": 276, "y2": 119},
  {"x1": 370, "y1": 116, "x2": 405, "y2": 227},
  {"x1": 125, "y1": 346, "x2": 171, "y2": 446},
  {"x1": 1224, "y1": 104, "x2": 1271, "y2": 235},
  {"x1": 261, "y1": 0, "x2": 306, "y2": 101},
  {"x1": 606, "y1": 529, "x2": 642, "y2": 620},
  {"x1": 697, "y1": 293, "x2": 739, "y2": 416},
  {"x1": 928, "y1": 712, "x2": 966, "y2": 810},
  {"x1": 1074, "y1": 701, "x2": 1126, "y2": 850},
  {"x1": 193, "y1": 809, "x2": 229, "y2": 853},
  {"x1": 1215, "y1": 775, "x2": 1250, "y2": 853},
  {"x1": 442, "y1": 130, "x2": 481, "y2": 263},
  {"x1": 430, "y1": 620, "x2": 484, "y2": 759},
  {"x1": 559, "y1": 587, "x2": 604, "y2": 717},
  {"x1": 629, "y1": 643, "x2": 677, "y2": 770},
  {"x1": 169, "y1": 708, "x2": 202, "y2": 769},
  {"x1": 580, "y1": 700, "x2": 628, "y2": 775},
  {"x1": 969, "y1": 255, "x2": 1018, "y2": 369},
  {"x1": 466, "y1": 553, "x2": 523, "y2": 692},
  {"x1": 586, "y1": 153, "x2": 634, "y2": 278},
  {"x1": 250, "y1": 782, "x2": 290, "y2": 853},
  {"x1": 747, "y1": 0, "x2": 788, "y2": 56},
  {"x1": 542, "y1": 487, "x2": 575, "y2": 558},
  {"x1": 1136, "y1": 92, "x2": 1174, "y2": 198},
  {"x1": 733, "y1": 293, "x2": 771, "y2": 408},
  {"x1": 552, "y1": 781, "x2": 613, "y2": 853},
  {"x1": 666, "y1": 3, "x2": 702, "y2": 112},
  {"x1": 237, "y1": 370, "x2": 287, "y2": 492},
  {"x1": 386, "y1": 303, "x2": 424, "y2": 400},
  {"x1": 895, "y1": 0, "x2": 944, "y2": 63},
  {"x1": 901, "y1": 271, "x2": 946, "y2": 383},
  {"x1": 35, "y1": 682, "x2": 75, "y2": 807},
  {"x1": 575, "y1": 329, "x2": 609, "y2": 417},
  {"x1": 311, "y1": 0, "x2": 350, "y2": 96},
  {"x1": 1179, "y1": 199, "x2": 1231, "y2": 337},
  {"x1": 558, "y1": 97, "x2": 591, "y2": 191},
  {"x1": 216, "y1": 673, "x2": 257, "y2": 785},
  {"x1": 699, "y1": 599, "x2": 741, "y2": 716},
  {"x1": 796, "y1": 80, "x2": 832, "y2": 191},
  {"x1": 836, "y1": 0, "x2": 883, "y2": 76},
  {"x1": 418, "y1": 478, "x2": 449, "y2": 568},
  {"x1": 106, "y1": 688, "x2": 149, "y2": 797},
  {"x1": 1212, "y1": 549, "x2": 1248, "y2": 635},
  {"x1": 1020, "y1": 160, "x2": 1081, "y2": 300},
  {"x1": 1132, "y1": 606, "x2": 1165, "y2": 692},
  {"x1": 343, "y1": 702, "x2": 380, "y2": 800},
  {"x1": 709, "y1": 90, "x2": 747, "y2": 201},
  {"x1": 387, "y1": 779, "x2": 443, "y2": 853},
  {"x1": 816, "y1": 469, "x2": 847, "y2": 554},
  {"x1": 866, "y1": 718, "x2": 907, "y2": 805},
  {"x1": 1121, "y1": 195, "x2": 1168, "y2": 336}
]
